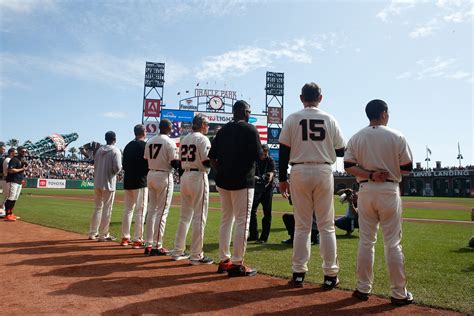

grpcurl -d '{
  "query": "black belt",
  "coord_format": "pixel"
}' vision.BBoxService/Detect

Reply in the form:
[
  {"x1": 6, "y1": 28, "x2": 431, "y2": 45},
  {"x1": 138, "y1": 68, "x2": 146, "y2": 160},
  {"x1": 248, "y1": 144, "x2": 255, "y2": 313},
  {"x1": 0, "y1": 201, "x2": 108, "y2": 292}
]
[
  {"x1": 290, "y1": 162, "x2": 330, "y2": 166},
  {"x1": 359, "y1": 179, "x2": 395, "y2": 183},
  {"x1": 151, "y1": 169, "x2": 168, "y2": 172},
  {"x1": 185, "y1": 168, "x2": 200, "y2": 172}
]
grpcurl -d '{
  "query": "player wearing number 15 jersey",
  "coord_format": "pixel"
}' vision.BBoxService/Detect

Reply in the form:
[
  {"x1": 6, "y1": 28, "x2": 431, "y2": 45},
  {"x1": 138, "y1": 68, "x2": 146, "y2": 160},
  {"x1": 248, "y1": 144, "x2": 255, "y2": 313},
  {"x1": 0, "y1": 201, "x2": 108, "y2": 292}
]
[
  {"x1": 143, "y1": 119, "x2": 180, "y2": 256},
  {"x1": 171, "y1": 114, "x2": 214, "y2": 264},
  {"x1": 279, "y1": 82, "x2": 345, "y2": 289}
]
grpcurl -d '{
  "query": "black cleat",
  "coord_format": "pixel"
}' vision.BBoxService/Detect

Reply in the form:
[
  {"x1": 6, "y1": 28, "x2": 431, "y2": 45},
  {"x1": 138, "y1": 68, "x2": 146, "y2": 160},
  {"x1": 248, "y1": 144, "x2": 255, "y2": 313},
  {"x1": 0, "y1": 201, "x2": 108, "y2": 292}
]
[
  {"x1": 352, "y1": 289, "x2": 370, "y2": 301},
  {"x1": 391, "y1": 292, "x2": 414, "y2": 306},
  {"x1": 288, "y1": 272, "x2": 305, "y2": 288},
  {"x1": 322, "y1": 275, "x2": 339, "y2": 290}
]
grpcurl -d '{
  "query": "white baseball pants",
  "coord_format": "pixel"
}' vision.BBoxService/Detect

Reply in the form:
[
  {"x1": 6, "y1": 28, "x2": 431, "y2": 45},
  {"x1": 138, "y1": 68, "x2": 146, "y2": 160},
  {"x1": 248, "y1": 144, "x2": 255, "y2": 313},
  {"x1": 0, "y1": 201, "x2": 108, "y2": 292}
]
[
  {"x1": 5, "y1": 182, "x2": 22, "y2": 201},
  {"x1": 173, "y1": 171, "x2": 209, "y2": 260},
  {"x1": 144, "y1": 171, "x2": 174, "y2": 248},
  {"x1": 356, "y1": 181, "x2": 408, "y2": 299},
  {"x1": 289, "y1": 164, "x2": 339, "y2": 276},
  {"x1": 89, "y1": 188, "x2": 116, "y2": 238},
  {"x1": 217, "y1": 186, "x2": 254, "y2": 265},
  {"x1": 121, "y1": 187, "x2": 148, "y2": 241}
]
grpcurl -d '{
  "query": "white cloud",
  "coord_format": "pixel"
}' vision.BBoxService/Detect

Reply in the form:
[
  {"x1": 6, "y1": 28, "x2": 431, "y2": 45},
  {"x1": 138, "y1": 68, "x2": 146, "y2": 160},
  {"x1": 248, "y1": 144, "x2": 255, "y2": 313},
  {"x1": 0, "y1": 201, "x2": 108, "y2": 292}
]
[
  {"x1": 0, "y1": 0, "x2": 56, "y2": 13},
  {"x1": 196, "y1": 42, "x2": 312, "y2": 80},
  {"x1": 411, "y1": 56, "x2": 471, "y2": 81},
  {"x1": 376, "y1": 0, "x2": 418, "y2": 22},
  {"x1": 409, "y1": 19, "x2": 440, "y2": 38},
  {"x1": 102, "y1": 112, "x2": 126, "y2": 119},
  {"x1": 396, "y1": 71, "x2": 412, "y2": 79},
  {"x1": 0, "y1": 52, "x2": 189, "y2": 89}
]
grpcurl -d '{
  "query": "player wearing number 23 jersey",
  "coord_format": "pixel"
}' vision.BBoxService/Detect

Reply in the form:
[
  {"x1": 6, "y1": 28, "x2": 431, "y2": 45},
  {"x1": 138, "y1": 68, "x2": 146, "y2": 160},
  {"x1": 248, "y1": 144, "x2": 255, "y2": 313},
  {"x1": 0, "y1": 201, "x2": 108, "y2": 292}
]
[
  {"x1": 143, "y1": 119, "x2": 180, "y2": 255},
  {"x1": 279, "y1": 82, "x2": 345, "y2": 289},
  {"x1": 171, "y1": 114, "x2": 214, "y2": 264}
]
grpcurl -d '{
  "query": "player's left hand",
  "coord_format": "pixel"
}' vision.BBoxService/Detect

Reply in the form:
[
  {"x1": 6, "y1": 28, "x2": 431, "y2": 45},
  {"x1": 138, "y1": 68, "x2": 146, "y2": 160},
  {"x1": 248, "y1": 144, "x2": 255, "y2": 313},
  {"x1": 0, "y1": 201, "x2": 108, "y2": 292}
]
[{"x1": 279, "y1": 181, "x2": 290, "y2": 199}]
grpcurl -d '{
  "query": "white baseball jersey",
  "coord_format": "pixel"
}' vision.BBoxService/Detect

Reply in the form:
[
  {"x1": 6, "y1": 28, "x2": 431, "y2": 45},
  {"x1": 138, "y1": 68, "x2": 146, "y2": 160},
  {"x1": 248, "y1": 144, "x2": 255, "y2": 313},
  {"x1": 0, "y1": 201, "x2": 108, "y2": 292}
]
[
  {"x1": 144, "y1": 134, "x2": 178, "y2": 171},
  {"x1": 344, "y1": 125, "x2": 413, "y2": 183},
  {"x1": 3, "y1": 157, "x2": 11, "y2": 177},
  {"x1": 279, "y1": 107, "x2": 345, "y2": 164},
  {"x1": 179, "y1": 132, "x2": 211, "y2": 171}
]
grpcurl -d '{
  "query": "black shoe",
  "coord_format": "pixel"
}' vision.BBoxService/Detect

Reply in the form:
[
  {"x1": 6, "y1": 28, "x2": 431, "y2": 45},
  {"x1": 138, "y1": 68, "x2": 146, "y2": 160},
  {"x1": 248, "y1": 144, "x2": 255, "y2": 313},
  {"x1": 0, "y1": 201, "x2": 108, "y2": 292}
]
[
  {"x1": 255, "y1": 239, "x2": 267, "y2": 244},
  {"x1": 391, "y1": 292, "x2": 413, "y2": 306},
  {"x1": 322, "y1": 275, "x2": 339, "y2": 290},
  {"x1": 144, "y1": 246, "x2": 152, "y2": 255},
  {"x1": 281, "y1": 238, "x2": 293, "y2": 245},
  {"x1": 311, "y1": 237, "x2": 319, "y2": 245},
  {"x1": 288, "y1": 272, "x2": 305, "y2": 288},
  {"x1": 227, "y1": 264, "x2": 257, "y2": 277},
  {"x1": 149, "y1": 248, "x2": 169, "y2": 256},
  {"x1": 352, "y1": 289, "x2": 369, "y2": 301},
  {"x1": 247, "y1": 236, "x2": 258, "y2": 242}
]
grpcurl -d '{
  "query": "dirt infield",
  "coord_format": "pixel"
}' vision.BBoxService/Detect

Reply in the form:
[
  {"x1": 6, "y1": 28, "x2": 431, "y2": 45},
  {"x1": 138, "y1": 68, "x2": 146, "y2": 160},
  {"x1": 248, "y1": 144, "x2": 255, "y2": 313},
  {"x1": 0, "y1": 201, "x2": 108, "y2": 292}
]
[{"x1": 0, "y1": 221, "x2": 462, "y2": 315}]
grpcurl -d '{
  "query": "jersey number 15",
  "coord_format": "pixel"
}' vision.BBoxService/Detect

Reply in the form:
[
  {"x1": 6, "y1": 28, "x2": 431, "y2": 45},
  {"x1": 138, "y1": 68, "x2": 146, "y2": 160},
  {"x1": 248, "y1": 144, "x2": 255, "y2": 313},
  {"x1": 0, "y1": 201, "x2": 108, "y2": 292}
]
[{"x1": 299, "y1": 119, "x2": 326, "y2": 141}]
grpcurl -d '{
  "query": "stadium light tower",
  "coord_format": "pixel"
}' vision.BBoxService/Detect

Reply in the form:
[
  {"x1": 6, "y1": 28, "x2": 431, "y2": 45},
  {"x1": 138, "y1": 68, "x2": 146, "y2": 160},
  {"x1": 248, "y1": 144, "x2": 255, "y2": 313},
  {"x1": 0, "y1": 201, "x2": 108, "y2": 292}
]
[{"x1": 457, "y1": 142, "x2": 463, "y2": 167}]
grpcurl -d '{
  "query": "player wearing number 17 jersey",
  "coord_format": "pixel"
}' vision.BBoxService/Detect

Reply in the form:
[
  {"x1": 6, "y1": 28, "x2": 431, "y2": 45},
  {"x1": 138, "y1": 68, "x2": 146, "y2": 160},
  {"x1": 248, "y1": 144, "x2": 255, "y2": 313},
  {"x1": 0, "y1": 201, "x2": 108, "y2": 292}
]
[
  {"x1": 171, "y1": 114, "x2": 214, "y2": 265},
  {"x1": 279, "y1": 82, "x2": 345, "y2": 289},
  {"x1": 143, "y1": 119, "x2": 180, "y2": 256}
]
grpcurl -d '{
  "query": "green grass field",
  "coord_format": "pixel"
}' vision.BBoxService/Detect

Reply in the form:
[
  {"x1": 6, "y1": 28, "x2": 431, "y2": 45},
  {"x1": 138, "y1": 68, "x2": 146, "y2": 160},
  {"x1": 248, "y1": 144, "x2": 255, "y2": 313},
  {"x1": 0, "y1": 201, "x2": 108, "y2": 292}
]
[{"x1": 11, "y1": 188, "x2": 474, "y2": 313}]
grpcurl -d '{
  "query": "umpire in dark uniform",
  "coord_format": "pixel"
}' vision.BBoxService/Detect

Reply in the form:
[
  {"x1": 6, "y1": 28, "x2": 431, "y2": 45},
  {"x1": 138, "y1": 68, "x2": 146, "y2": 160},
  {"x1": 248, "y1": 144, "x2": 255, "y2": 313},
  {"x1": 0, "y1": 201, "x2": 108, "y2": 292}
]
[{"x1": 248, "y1": 144, "x2": 275, "y2": 243}]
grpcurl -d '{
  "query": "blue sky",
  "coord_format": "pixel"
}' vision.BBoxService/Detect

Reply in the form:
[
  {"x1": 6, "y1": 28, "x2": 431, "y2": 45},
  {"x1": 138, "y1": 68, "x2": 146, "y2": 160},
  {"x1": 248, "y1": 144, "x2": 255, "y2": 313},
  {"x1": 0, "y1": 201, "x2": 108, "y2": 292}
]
[{"x1": 1, "y1": 0, "x2": 472, "y2": 170}]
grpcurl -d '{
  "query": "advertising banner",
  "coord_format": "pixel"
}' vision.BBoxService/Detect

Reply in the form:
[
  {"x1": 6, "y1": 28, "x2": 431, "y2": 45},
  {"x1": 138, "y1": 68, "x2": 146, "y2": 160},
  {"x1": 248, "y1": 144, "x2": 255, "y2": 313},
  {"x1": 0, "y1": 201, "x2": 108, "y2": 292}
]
[
  {"x1": 144, "y1": 99, "x2": 161, "y2": 117},
  {"x1": 196, "y1": 112, "x2": 233, "y2": 125},
  {"x1": 144, "y1": 120, "x2": 160, "y2": 137},
  {"x1": 268, "y1": 127, "x2": 281, "y2": 144},
  {"x1": 79, "y1": 180, "x2": 95, "y2": 189},
  {"x1": 179, "y1": 98, "x2": 198, "y2": 111},
  {"x1": 161, "y1": 109, "x2": 194, "y2": 122},
  {"x1": 267, "y1": 107, "x2": 282, "y2": 124},
  {"x1": 37, "y1": 179, "x2": 66, "y2": 189},
  {"x1": 269, "y1": 148, "x2": 279, "y2": 163}
]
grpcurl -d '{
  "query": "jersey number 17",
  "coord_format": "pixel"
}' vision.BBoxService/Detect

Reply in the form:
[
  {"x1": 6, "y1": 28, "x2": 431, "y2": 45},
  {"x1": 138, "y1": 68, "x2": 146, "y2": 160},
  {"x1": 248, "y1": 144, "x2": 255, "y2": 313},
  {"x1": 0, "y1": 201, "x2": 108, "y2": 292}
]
[{"x1": 299, "y1": 119, "x2": 326, "y2": 141}]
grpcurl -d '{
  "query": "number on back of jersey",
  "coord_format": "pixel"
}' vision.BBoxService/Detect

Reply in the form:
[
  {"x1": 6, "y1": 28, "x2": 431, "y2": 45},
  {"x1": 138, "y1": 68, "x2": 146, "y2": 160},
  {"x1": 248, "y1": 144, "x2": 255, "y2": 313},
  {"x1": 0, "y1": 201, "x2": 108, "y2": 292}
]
[
  {"x1": 299, "y1": 119, "x2": 326, "y2": 141},
  {"x1": 148, "y1": 144, "x2": 162, "y2": 159},
  {"x1": 181, "y1": 144, "x2": 197, "y2": 162}
]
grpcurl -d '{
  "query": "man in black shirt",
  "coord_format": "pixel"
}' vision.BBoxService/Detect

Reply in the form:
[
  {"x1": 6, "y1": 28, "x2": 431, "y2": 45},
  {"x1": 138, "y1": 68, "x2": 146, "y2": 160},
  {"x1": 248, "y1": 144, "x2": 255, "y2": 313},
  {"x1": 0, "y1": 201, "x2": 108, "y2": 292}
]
[
  {"x1": 209, "y1": 100, "x2": 263, "y2": 277},
  {"x1": 4, "y1": 146, "x2": 28, "y2": 221},
  {"x1": 120, "y1": 124, "x2": 149, "y2": 248},
  {"x1": 248, "y1": 144, "x2": 275, "y2": 244}
]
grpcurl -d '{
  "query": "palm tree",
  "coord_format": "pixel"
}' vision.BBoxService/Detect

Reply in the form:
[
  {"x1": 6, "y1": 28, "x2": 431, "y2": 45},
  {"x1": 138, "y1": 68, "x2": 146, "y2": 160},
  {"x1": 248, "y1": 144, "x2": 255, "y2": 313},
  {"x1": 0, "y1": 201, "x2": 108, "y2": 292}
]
[
  {"x1": 6, "y1": 139, "x2": 19, "y2": 147},
  {"x1": 68, "y1": 147, "x2": 78, "y2": 159}
]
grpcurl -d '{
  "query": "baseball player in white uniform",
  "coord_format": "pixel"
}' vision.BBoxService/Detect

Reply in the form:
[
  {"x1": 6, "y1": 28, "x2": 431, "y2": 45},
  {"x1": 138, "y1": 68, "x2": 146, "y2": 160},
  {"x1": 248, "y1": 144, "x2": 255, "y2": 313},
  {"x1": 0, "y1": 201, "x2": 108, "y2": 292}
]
[
  {"x1": 279, "y1": 82, "x2": 345, "y2": 289},
  {"x1": 344, "y1": 99, "x2": 414, "y2": 306},
  {"x1": 143, "y1": 119, "x2": 180, "y2": 256},
  {"x1": 171, "y1": 114, "x2": 213, "y2": 265},
  {"x1": 1, "y1": 148, "x2": 16, "y2": 216}
]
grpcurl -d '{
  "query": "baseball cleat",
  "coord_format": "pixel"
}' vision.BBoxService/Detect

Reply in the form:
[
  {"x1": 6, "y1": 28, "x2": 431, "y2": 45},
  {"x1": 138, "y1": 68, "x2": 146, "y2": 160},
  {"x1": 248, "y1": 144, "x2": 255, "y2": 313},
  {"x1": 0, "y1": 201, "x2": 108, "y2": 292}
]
[
  {"x1": 120, "y1": 238, "x2": 131, "y2": 246},
  {"x1": 4, "y1": 214, "x2": 18, "y2": 221},
  {"x1": 144, "y1": 246, "x2": 153, "y2": 255},
  {"x1": 288, "y1": 272, "x2": 305, "y2": 288},
  {"x1": 391, "y1": 292, "x2": 413, "y2": 306},
  {"x1": 132, "y1": 240, "x2": 144, "y2": 249},
  {"x1": 172, "y1": 252, "x2": 191, "y2": 261},
  {"x1": 88, "y1": 234, "x2": 99, "y2": 240},
  {"x1": 149, "y1": 247, "x2": 169, "y2": 256},
  {"x1": 227, "y1": 264, "x2": 257, "y2": 277},
  {"x1": 217, "y1": 259, "x2": 233, "y2": 273},
  {"x1": 322, "y1": 275, "x2": 339, "y2": 290},
  {"x1": 98, "y1": 235, "x2": 117, "y2": 242},
  {"x1": 190, "y1": 256, "x2": 213, "y2": 265},
  {"x1": 352, "y1": 289, "x2": 370, "y2": 301}
]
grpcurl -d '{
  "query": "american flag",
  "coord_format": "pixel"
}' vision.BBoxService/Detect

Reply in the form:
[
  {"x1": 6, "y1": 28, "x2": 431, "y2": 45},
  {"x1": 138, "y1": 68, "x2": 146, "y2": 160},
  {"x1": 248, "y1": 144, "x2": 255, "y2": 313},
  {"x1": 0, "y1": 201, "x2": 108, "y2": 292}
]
[
  {"x1": 255, "y1": 125, "x2": 267, "y2": 144},
  {"x1": 170, "y1": 122, "x2": 181, "y2": 147}
]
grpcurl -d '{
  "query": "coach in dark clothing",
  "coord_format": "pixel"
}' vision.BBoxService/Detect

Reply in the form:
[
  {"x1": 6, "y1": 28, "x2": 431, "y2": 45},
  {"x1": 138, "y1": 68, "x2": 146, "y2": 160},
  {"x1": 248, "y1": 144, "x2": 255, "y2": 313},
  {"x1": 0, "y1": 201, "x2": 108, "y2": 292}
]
[
  {"x1": 120, "y1": 124, "x2": 149, "y2": 247},
  {"x1": 209, "y1": 100, "x2": 264, "y2": 277},
  {"x1": 248, "y1": 144, "x2": 275, "y2": 243},
  {"x1": 4, "y1": 146, "x2": 28, "y2": 221}
]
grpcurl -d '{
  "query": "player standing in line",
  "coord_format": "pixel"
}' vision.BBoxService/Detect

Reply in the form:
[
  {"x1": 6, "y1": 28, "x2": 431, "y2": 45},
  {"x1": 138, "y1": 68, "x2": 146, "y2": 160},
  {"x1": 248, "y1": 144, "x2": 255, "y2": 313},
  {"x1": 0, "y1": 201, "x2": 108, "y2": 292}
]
[
  {"x1": 120, "y1": 124, "x2": 149, "y2": 248},
  {"x1": 88, "y1": 131, "x2": 122, "y2": 241},
  {"x1": 0, "y1": 143, "x2": 8, "y2": 217},
  {"x1": 143, "y1": 119, "x2": 180, "y2": 256},
  {"x1": 208, "y1": 100, "x2": 264, "y2": 277},
  {"x1": 4, "y1": 146, "x2": 29, "y2": 221},
  {"x1": 344, "y1": 99, "x2": 414, "y2": 306},
  {"x1": 171, "y1": 114, "x2": 213, "y2": 265},
  {"x1": 279, "y1": 82, "x2": 345, "y2": 289},
  {"x1": 1, "y1": 148, "x2": 17, "y2": 217}
]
